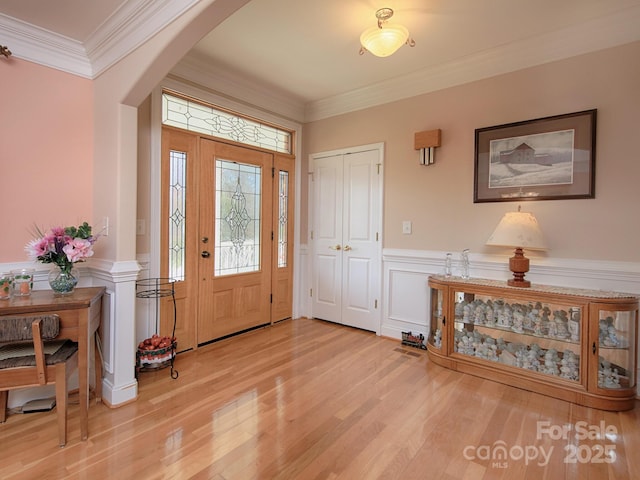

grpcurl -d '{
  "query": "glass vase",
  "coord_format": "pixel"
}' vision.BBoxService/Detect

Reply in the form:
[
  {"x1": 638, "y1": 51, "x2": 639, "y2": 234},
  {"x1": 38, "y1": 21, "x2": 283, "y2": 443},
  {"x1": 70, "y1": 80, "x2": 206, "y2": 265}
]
[
  {"x1": 48, "y1": 266, "x2": 78, "y2": 295},
  {"x1": 460, "y1": 249, "x2": 470, "y2": 279}
]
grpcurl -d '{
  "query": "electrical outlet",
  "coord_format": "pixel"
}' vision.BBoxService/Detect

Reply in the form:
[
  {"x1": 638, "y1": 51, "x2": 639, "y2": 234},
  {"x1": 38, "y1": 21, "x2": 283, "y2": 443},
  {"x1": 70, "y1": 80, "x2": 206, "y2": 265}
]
[{"x1": 402, "y1": 220, "x2": 412, "y2": 234}]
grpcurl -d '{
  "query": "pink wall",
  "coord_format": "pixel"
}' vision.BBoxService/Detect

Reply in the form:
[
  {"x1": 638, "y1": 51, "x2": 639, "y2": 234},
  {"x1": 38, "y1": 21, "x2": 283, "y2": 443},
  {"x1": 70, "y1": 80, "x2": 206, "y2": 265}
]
[
  {"x1": 0, "y1": 58, "x2": 93, "y2": 262},
  {"x1": 302, "y1": 42, "x2": 640, "y2": 263}
]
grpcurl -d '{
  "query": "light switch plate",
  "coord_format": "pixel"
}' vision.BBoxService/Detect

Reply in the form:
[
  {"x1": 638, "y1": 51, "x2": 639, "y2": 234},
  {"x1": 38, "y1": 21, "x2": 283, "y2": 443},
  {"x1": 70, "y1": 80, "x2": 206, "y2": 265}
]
[
  {"x1": 136, "y1": 219, "x2": 146, "y2": 236},
  {"x1": 402, "y1": 221, "x2": 412, "y2": 234}
]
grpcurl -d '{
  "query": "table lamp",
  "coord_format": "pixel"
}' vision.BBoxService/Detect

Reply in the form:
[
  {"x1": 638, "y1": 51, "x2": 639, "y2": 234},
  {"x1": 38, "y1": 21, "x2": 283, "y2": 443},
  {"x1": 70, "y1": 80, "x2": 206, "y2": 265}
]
[{"x1": 486, "y1": 207, "x2": 547, "y2": 287}]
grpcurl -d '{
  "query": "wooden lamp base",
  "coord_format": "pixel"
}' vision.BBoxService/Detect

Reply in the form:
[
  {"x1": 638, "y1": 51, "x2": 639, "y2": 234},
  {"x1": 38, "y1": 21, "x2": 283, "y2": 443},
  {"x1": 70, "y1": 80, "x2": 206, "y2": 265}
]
[{"x1": 508, "y1": 247, "x2": 531, "y2": 288}]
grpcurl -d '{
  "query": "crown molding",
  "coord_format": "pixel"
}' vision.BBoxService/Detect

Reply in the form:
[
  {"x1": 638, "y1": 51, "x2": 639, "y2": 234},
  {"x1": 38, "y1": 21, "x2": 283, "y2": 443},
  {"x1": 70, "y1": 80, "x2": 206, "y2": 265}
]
[
  {"x1": 0, "y1": 13, "x2": 91, "y2": 77},
  {"x1": 0, "y1": 0, "x2": 199, "y2": 79},
  {"x1": 3, "y1": 3, "x2": 639, "y2": 120},
  {"x1": 170, "y1": 53, "x2": 307, "y2": 123},
  {"x1": 86, "y1": 0, "x2": 199, "y2": 78},
  {"x1": 303, "y1": 5, "x2": 640, "y2": 122}
]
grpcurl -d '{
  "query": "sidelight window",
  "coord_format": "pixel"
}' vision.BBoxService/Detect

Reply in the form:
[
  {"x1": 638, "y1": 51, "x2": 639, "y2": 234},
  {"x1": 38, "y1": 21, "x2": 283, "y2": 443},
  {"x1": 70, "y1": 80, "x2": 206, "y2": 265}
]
[
  {"x1": 168, "y1": 150, "x2": 187, "y2": 281},
  {"x1": 278, "y1": 171, "x2": 289, "y2": 268}
]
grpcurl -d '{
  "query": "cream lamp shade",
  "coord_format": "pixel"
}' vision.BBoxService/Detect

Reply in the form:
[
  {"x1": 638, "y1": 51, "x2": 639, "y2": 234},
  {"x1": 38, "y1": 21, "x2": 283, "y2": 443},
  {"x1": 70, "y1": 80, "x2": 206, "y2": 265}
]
[
  {"x1": 486, "y1": 209, "x2": 546, "y2": 287},
  {"x1": 486, "y1": 211, "x2": 547, "y2": 250}
]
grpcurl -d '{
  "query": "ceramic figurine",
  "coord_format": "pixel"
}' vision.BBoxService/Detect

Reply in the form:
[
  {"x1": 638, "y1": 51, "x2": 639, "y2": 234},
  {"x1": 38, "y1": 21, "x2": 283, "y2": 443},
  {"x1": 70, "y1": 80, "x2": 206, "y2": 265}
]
[
  {"x1": 604, "y1": 326, "x2": 621, "y2": 347},
  {"x1": 542, "y1": 351, "x2": 559, "y2": 376},
  {"x1": 484, "y1": 301, "x2": 495, "y2": 327},
  {"x1": 463, "y1": 303, "x2": 472, "y2": 323},
  {"x1": 568, "y1": 310, "x2": 580, "y2": 342},
  {"x1": 433, "y1": 329, "x2": 442, "y2": 348},
  {"x1": 559, "y1": 350, "x2": 579, "y2": 380},
  {"x1": 598, "y1": 360, "x2": 621, "y2": 388},
  {"x1": 533, "y1": 317, "x2": 543, "y2": 336},
  {"x1": 526, "y1": 349, "x2": 541, "y2": 371},
  {"x1": 547, "y1": 316, "x2": 558, "y2": 338},
  {"x1": 523, "y1": 303, "x2": 535, "y2": 331},
  {"x1": 512, "y1": 307, "x2": 524, "y2": 333},
  {"x1": 554, "y1": 311, "x2": 570, "y2": 339},
  {"x1": 474, "y1": 303, "x2": 486, "y2": 324}
]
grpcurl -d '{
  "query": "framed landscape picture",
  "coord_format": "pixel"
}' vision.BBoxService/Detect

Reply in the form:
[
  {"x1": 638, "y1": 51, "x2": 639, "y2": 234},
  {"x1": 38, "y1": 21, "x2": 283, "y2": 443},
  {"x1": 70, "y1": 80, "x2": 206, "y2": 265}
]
[{"x1": 474, "y1": 109, "x2": 596, "y2": 203}]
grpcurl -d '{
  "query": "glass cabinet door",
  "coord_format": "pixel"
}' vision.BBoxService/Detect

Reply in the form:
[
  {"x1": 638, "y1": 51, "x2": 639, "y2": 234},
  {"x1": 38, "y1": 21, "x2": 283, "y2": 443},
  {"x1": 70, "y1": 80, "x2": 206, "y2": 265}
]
[
  {"x1": 428, "y1": 284, "x2": 446, "y2": 352},
  {"x1": 591, "y1": 304, "x2": 637, "y2": 391},
  {"x1": 451, "y1": 289, "x2": 584, "y2": 384}
]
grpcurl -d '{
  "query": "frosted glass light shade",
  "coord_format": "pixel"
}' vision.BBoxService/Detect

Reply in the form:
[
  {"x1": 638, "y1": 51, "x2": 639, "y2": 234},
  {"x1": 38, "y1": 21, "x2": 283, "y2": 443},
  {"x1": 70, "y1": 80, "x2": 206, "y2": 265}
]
[
  {"x1": 360, "y1": 24, "x2": 409, "y2": 57},
  {"x1": 486, "y1": 211, "x2": 547, "y2": 250}
]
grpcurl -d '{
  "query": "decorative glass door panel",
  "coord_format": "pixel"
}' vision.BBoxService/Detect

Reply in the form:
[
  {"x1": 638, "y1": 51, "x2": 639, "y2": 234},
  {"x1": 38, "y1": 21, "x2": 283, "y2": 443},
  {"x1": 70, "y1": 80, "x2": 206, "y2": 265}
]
[{"x1": 214, "y1": 160, "x2": 261, "y2": 276}]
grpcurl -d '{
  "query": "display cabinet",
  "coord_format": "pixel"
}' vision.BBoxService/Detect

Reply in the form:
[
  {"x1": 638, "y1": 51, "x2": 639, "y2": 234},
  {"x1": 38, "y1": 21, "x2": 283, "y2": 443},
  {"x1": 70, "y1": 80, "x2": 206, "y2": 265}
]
[{"x1": 427, "y1": 275, "x2": 638, "y2": 411}]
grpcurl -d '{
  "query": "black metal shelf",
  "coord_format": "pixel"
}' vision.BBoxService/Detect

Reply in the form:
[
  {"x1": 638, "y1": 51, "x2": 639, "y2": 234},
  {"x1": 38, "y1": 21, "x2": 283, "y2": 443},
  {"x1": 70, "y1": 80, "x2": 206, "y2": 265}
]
[{"x1": 135, "y1": 277, "x2": 178, "y2": 379}]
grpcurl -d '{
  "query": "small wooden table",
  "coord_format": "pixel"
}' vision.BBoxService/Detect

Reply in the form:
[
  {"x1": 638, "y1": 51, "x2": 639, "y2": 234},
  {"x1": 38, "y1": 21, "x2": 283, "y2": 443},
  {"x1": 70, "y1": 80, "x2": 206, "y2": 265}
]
[{"x1": 0, "y1": 287, "x2": 105, "y2": 440}]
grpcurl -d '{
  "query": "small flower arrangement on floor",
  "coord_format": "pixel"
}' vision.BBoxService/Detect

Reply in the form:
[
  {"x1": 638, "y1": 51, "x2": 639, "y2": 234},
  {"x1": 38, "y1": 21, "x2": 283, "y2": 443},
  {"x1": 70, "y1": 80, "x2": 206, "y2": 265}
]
[{"x1": 25, "y1": 222, "x2": 98, "y2": 272}]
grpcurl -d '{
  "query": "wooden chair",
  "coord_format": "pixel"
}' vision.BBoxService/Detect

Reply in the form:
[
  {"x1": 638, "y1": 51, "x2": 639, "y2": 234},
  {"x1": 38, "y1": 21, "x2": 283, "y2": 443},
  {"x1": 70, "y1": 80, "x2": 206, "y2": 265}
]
[{"x1": 0, "y1": 314, "x2": 79, "y2": 447}]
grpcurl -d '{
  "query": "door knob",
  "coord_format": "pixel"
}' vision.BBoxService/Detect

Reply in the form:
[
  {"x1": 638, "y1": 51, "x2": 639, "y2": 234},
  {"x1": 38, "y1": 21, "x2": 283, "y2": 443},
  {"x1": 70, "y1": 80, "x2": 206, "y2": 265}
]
[
  {"x1": 201, "y1": 250, "x2": 211, "y2": 258},
  {"x1": 329, "y1": 244, "x2": 341, "y2": 250},
  {"x1": 201, "y1": 236, "x2": 209, "y2": 243},
  {"x1": 343, "y1": 245, "x2": 352, "y2": 251}
]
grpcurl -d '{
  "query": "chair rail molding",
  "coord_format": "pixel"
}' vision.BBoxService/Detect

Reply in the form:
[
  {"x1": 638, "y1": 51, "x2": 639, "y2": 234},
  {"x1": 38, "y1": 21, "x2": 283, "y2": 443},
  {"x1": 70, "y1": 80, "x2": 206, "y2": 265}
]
[{"x1": 382, "y1": 248, "x2": 640, "y2": 339}]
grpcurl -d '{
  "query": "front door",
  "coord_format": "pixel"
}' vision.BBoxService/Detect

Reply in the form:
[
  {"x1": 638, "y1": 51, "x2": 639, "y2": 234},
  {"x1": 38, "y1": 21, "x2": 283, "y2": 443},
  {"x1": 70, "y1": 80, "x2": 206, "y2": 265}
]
[
  {"x1": 161, "y1": 126, "x2": 294, "y2": 350},
  {"x1": 197, "y1": 139, "x2": 273, "y2": 343}
]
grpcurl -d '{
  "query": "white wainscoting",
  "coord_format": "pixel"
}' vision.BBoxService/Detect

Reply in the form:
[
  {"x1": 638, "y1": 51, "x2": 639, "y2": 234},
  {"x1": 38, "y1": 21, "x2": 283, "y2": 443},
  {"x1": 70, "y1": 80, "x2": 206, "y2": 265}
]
[
  {"x1": 90, "y1": 258, "x2": 141, "y2": 406},
  {"x1": 382, "y1": 249, "x2": 640, "y2": 339},
  {"x1": 380, "y1": 248, "x2": 640, "y2": 398}
]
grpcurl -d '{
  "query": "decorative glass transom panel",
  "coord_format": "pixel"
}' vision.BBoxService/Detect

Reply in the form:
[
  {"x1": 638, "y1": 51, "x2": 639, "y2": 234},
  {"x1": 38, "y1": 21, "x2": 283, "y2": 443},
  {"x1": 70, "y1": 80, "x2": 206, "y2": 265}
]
[
  {"x1": 215, "y1": 160, "x2": 261, "y2": 276},
  {"x1": 162, "y1": 91, "x2": 292, "y2": 154},
  {"x1": 278, "y1": 170, "x2": 289, "y2": 268},
  {"x1": 169, "y1": 150, "x2": 187, "y2": 281}
]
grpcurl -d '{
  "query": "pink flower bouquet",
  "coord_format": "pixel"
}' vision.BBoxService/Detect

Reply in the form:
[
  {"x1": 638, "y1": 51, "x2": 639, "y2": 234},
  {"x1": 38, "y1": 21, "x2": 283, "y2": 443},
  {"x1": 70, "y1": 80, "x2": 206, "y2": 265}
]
[{"x1": 26, "y1": 222, "x2": 98, "y2": 272}]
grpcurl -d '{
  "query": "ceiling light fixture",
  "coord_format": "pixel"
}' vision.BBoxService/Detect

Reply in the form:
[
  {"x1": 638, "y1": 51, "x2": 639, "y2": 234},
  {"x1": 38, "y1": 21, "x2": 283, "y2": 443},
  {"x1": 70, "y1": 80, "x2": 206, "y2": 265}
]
[{"x1": 359, "y1": 8, "x2": 415, "y2": 57}]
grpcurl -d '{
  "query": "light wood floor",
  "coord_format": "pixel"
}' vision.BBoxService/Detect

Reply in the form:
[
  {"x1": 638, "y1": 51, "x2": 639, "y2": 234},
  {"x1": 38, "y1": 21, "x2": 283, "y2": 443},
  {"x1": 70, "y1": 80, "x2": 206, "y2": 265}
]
[{"x1": 1, "y1": 317, "x2": 639, "y2": 479}]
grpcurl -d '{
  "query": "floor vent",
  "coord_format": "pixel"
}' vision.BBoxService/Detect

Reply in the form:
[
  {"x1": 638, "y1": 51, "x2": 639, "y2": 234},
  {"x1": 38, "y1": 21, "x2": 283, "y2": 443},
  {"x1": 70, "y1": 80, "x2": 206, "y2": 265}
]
[{"x1": 394, "y1": 347, "x2": 422, "y2": 357}]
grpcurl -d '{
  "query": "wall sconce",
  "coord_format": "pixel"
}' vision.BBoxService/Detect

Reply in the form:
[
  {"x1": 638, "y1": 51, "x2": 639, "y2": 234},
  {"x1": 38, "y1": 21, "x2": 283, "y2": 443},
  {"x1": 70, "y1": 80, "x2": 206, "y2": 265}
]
[
  {"x1": 414, "y1": 129, "x2": 441, "y2": 165},
  {"x1": 359, "y1": 8, "x2": 415, "y2": 57},
  {"x1": 486, "y1": 206, "x2": 547, "y2": 287}
]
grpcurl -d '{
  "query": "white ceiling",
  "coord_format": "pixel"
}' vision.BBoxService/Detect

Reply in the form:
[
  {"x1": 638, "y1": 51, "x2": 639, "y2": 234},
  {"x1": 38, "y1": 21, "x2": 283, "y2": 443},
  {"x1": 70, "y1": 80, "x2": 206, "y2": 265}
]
[{"x1": 2, "y1": 0, "x2": 640, "y2": 122}]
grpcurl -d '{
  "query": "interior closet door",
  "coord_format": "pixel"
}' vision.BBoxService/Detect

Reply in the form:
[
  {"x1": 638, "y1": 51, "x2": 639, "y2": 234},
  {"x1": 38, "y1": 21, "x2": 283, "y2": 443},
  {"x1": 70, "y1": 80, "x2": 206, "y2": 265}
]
[
  {"x1": 311, "y1": 147, "x2": 382, "y2": 332},
  {"x1": 311, "y1": 153, "x2": 343, "y2": 323}
]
